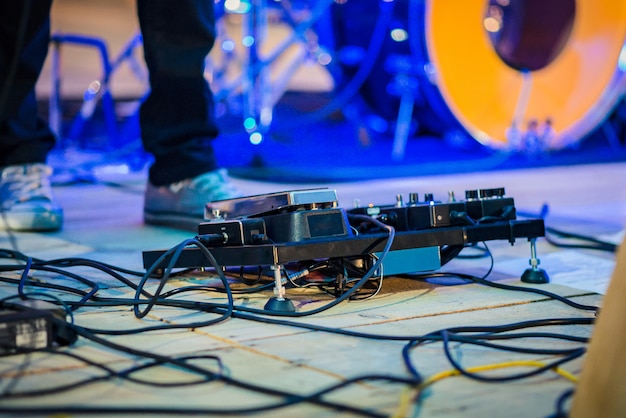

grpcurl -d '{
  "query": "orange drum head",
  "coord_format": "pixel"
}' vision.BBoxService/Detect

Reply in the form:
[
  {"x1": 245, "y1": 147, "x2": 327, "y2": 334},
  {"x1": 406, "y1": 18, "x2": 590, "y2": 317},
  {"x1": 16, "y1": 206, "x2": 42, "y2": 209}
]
[{"x1": 425, "y1": 0, "x2": 626, "y2": 150}]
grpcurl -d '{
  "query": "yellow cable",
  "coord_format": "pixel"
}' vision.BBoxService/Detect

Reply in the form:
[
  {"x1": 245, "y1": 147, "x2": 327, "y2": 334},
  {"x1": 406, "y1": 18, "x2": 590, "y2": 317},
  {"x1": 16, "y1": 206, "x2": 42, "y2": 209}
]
[
  {"x1": 423, "y1": 360, "x2": 578, "y2": 387},
  {"x1": 391, "y1": 387, "x2": 415, "y2": 418},
  {"x1": 393, "y1": 360, "x2": 578, "y2": 417}
]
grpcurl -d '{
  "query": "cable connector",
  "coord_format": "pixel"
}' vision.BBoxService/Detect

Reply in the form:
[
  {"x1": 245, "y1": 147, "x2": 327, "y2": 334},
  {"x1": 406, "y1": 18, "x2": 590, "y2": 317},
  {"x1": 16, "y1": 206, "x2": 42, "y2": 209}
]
[{"x1": 197, "y1": 218, "x2": 267, "y2": 246}]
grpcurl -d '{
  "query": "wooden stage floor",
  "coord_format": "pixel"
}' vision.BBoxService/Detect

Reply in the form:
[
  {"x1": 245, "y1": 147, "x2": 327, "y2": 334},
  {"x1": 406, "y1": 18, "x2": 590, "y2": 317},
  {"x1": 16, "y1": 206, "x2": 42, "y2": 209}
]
[{"x1": 0, "y1": 161, "x2": 623, "y2": 417}]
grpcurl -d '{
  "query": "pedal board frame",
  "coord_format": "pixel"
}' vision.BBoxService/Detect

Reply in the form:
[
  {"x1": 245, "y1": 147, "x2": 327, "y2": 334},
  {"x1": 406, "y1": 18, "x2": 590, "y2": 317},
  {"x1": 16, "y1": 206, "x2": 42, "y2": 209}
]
[{"x1": 142, "y1": 218, "x2": 545, "y2": 270}]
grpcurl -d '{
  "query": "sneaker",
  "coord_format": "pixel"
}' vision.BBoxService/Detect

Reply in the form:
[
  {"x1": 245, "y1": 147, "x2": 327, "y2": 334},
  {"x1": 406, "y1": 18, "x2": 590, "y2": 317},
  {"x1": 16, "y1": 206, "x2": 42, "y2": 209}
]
[
  {"x1": 0, "y1": 163, "x2": 63, "y2": 232},
  {"x1": 144, "y1": 168, "x2": 241, "y2": 230}
]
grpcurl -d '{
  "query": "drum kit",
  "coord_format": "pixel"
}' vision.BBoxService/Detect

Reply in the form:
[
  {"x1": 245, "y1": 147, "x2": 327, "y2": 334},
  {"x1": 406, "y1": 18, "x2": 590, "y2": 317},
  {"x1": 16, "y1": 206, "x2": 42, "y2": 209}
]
[{"x1": 209, "y1": 0, "x2": 626, "y2": 155}]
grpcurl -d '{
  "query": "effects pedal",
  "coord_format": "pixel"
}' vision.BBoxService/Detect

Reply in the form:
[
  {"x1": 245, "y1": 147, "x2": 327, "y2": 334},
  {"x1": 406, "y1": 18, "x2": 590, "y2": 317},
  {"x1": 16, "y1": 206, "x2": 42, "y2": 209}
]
[
  {"x1": 349, "y1": 187, "x2": 516, "y2": 231},
  {"x1": 464, "y1": 188, "x2": 516, "y2": 221},
  {"x1": 349, "y1": 192, "x2": 467, "y2": 231},
  {"x1": 199, "y1": 189, "x2": 352, "y2": 245}
]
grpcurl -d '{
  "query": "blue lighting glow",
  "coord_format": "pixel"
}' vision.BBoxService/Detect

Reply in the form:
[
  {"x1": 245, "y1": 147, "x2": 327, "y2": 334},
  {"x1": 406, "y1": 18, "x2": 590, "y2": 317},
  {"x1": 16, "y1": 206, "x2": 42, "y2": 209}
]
[
  {"x1": 243, "y1": 117, "x2": 257, "y2": 131},
  {"x1": 221, "y1": 39, "x2": 235, "y2": 52},
  {"x1": 390, "y1": 28, "x2": 408, "y2": 42},
  {"x1": 224, "y1": 0, "x2": 251, "y2": 14},
  {"x1": 619, "y1": 44, "x2": 626, "y2": 72},
  {"x1": 250, "y1": 132, "x2": 263, "y2": 145},
  {"x1": 242, "y1": 36, "x2": 255, "y2": 47},
  {"x1": 317, "y1": 51, "x2": 332, "y2": 66}
]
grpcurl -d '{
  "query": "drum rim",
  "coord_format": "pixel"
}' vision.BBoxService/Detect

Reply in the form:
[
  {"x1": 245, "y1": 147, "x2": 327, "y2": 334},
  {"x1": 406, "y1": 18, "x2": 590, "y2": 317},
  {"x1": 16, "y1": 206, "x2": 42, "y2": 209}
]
[{"x1": 418, "y1": 0, "x2": 626, "y2": 150}]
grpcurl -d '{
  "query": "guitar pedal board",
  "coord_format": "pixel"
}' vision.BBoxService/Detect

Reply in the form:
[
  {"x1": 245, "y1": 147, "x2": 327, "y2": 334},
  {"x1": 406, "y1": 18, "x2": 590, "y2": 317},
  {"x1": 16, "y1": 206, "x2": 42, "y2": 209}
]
[{"x1": 143, "y1": 187, "x2": 544, "y2": 274}]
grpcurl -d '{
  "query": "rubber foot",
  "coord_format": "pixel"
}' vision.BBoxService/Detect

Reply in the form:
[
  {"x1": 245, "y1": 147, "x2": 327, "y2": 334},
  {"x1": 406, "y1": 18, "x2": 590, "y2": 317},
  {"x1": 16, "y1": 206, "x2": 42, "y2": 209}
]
[
  {"x1": 264, "y1": 296, "x2": 296, "y2": 312},
  {"x1": 521, "y1": 268, "x2": 550, "y2": 284}
]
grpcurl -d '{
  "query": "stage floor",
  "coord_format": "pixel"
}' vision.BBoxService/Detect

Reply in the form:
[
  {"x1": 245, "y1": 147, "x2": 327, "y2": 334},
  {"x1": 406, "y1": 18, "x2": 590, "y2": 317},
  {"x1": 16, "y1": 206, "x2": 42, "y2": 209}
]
[
  {"x1": 5, "y1": 0, "x2": 626, "y2": 415},
  {"x1": 0, "y1": 161, "x2": 623, "y2": 417}
]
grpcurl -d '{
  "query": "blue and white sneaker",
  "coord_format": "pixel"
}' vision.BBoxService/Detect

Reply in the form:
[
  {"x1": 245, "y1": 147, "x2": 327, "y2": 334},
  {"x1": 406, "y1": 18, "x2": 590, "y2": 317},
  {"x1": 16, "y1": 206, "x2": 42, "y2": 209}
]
[
  {"x1": 0, "y1": 163, "x2": 63, "y2": 232},
  {"x1": 144, "y1": 168, "x2": 241, "y2": 231}
]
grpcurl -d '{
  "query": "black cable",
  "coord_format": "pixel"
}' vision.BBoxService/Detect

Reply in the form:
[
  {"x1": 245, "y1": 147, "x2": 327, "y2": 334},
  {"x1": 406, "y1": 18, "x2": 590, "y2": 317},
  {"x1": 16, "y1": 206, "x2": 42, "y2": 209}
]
[
  {"x1": 438, "y1": 317, "x2": 595, "y2": 335},
  {"x1": 0, "y1": 249, "x2": 195, "y2": 304},
  {"x1": 2, "y1": 242, "x2": 597, "y2": 339},
  {"x1": 0, "y1": 219, "x2": 596, "y2": 405},
  {"x1": 439, "y1": 333, "x2": 586, "y2": 356},
  {"x1": 544, "y1": 230, "x2": 617, "y2": 253},
  {"x1": 4, "y1": 321, "x2": 401, "y2": 418},
  {"x1": 0, "y1": 347, "x2": 225, "y2": 398},
  {"x1": 16, "y1": 257, "x2": 100, "y2": 307},
  {"x1": 0, "y1": 241, "x2": 235, "y2": 334},
  {"x1": 162, "y1": 214, "x2": 396, "y2": 319},
  {"x1": 400, "y1": 318, "x2": 592, "y2": 383},
  {"x1": 458, "y1": 273, "x2": 598, "y2": 313},
  {"x1": 128, "y1": 238, "x2": 234, "y2": 332},
  {"x1": 517, "y1": 207, "x2": 619, "y2": 253},
  {"x1": 0, "y1": 258, "x2": 593, "y2": 416},
  {"x1": 160, "y1": 282, "x2": 274, "y2": 297},
  {"x1": 408, "y1": 240, "x2": 599, "y2": 313},
  {"x1": 551, "y1": 388, "x2": 575, "y2": 418},
  {"x1": 439, "y1": 330, "x2": 586, "y2": 383}
]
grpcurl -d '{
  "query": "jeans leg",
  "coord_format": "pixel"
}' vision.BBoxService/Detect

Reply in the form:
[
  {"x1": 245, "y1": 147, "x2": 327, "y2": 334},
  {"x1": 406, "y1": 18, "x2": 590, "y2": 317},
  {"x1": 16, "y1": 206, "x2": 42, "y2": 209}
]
[
  {"x1": 137, "y1": 0, "x2": 220, "y2": 186},
  {"x1": 0, "y1": 0, "x2": 55, "y2": 168}
]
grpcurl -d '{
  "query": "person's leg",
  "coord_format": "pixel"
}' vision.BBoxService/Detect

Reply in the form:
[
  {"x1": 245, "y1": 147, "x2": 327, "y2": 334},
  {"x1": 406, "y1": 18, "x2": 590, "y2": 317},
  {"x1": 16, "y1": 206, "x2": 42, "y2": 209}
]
[
  {"x1": 0, "y1": 0, "x2": 56, "y2": 166},
  {"x1": 136, "y1": 0, "x2": 219, "y2": 186},
  {"x1": 0, "y1": 0, "x2": 62, "y2": 232},
  {"x1": 138, "y1": 0, "x2": 240, "y2": 230}
]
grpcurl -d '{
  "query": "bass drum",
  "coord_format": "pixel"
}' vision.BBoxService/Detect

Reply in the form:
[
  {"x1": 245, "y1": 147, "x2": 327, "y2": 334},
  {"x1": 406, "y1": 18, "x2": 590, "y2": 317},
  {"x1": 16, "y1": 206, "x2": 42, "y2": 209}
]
[{"x1": 333, "y1": 0, "x2": 626, "y2": 150}]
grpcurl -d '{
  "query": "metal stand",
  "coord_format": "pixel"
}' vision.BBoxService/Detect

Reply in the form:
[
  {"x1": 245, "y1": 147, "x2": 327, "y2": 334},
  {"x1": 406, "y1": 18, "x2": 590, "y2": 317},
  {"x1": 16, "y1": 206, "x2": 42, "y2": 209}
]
[
  {"x1": 521, "y1": 237, "x2": 549, "y2": 283},
  {"x1": 221, "y1": 0, "x2": 336, "y2": 142},
  {"x1": 49, "y1": 32, "x2": 146, "y2": 149},
  {"x1": 264, "y1": 264, "x2": 296, "y2": 312}
]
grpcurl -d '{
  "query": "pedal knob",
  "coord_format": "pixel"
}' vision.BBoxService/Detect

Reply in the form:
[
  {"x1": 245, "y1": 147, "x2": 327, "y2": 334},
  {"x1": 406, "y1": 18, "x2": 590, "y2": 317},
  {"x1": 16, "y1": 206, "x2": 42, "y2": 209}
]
[
  {"x1": 465, "y1": 189, "x2": 479, "y2": 200},
  {"x1": 479, "y1": 187, "x2": 506, "y2": 198}
]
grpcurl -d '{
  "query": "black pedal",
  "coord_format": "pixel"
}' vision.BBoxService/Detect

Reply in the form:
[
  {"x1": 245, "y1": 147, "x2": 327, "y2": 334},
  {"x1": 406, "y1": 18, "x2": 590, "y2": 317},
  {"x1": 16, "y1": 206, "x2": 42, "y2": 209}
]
[
  {"x1": 205, "y1": 188, "x2": 338, "y2": 220},
  {"x1": 262, "y1": 208, "x2": 353, "y2": 243},
  {"x1": 201, "y1": 189, "x2": 352, "y2": 245},
  {"x1": 464, "y1": 188, "x2": 516, "y2": 221},
  {"x1": 349, "y1": 201, "x2": 466, "y2": 231},
  {"x1": 403, "y1": 201, "x2": 468, "y2": 229}
]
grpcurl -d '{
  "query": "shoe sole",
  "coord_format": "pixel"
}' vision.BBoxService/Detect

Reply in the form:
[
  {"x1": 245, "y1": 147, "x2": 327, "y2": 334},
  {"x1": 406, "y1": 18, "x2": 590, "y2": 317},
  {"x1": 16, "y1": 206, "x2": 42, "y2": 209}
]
[
  {"x1": 143, "y1": 210, "x2": 203, "y2": 232},
  {"x1": 0, "y1": 210, "x2": 63, "y2": 232}
]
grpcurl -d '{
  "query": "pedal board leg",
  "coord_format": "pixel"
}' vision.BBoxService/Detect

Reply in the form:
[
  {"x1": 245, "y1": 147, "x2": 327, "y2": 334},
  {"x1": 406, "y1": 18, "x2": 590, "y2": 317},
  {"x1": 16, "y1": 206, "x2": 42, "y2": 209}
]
[
  {"x1": 521, "y1": 237, "x2": 550, "y2": 283},
  {"x1": 264, "y1": 264, "x2": 296, "y2": 312}
]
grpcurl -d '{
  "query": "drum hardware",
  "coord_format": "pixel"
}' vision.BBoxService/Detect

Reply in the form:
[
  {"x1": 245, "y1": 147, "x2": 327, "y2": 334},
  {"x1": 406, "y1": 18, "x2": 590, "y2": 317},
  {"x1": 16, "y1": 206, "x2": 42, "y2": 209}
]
[
  {"x1": 339, "y1": 0, "x2": 626, "y2": 155},
  {"x1": 209, "y1": 0, "x2": 337, "y2": 144},
  {"x1": 47, "y1": 33, "x2": 147, "y2": 150}
]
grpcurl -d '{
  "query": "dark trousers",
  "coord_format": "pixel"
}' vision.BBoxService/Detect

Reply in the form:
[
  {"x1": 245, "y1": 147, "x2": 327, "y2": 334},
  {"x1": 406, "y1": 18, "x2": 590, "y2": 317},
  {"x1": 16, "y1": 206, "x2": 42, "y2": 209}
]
[{"x1": 0, "y1": 0, "x2": 220, "y2": 186}]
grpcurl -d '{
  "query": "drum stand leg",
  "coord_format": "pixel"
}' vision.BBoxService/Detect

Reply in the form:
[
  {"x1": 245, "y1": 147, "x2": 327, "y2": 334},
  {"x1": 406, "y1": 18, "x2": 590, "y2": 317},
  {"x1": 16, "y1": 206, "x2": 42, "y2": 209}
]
[
  {"x1": 238, "y1": 0, "x2": 336, "y2": 141},
  {"x1": 392, "y1": 86, "x2": 416, "y2": 161}
]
